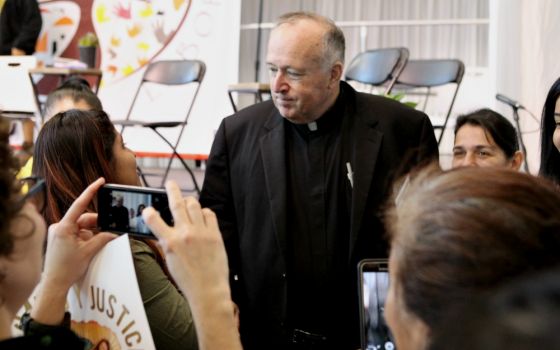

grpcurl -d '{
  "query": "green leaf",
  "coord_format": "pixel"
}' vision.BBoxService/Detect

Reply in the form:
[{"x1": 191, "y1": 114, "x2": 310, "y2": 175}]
[
  {"x1": 404, "y1": 101, "x2": 418, "y2": 108},
  {"x1": 382, "y1": 92, "x2": 417, "y2": 109}
]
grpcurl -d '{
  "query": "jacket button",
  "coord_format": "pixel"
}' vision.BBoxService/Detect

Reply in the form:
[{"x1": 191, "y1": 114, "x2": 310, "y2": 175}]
[{"x1": 281, "y1": 273, "x2": 286, "y2": 278}]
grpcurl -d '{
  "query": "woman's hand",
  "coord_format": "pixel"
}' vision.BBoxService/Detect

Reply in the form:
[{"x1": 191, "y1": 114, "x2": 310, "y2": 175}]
[
  {"x1": 32, "y1": 178, "x2": 116, "y2": 326},
  {"x1": 143, "y1": 181, "x2": 242, "y2": 350},
  {"x1": 143, "y1": 180, "x2": 229, "y2": 299}
]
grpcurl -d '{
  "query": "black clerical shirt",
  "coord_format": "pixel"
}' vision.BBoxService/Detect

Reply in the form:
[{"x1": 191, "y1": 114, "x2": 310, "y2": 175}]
[{"x1": 285, "y1": 90, "x2": 352, "y2": 338}]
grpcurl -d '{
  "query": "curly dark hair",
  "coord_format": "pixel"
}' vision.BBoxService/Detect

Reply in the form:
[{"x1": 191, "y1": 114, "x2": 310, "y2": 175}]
[{"x1": 0, "y1": 117, "x2": 26, "y2": 256}]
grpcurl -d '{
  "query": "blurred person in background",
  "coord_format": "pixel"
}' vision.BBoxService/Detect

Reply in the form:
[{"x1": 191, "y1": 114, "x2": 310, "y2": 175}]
[
  {"x1": 18, "y1": 77, "x2": 102, "y2": 179},
  {"x1": 0, "y1": 0, "x2": 42, "y2": 166},
  {"x1": 452, "y1": 108, "x2": 523, "y2": 169}
]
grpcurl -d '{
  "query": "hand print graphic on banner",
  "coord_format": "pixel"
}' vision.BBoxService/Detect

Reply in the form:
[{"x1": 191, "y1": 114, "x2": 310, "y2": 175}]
[{"x1": 92, "y1": 0, "x2": 192, "y2": 85}]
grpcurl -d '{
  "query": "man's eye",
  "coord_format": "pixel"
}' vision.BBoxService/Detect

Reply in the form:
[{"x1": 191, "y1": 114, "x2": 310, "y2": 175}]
[
  {"x1": 268, "y1": 67, "x2": 278, "y2": 74},
  {"x1": 287, "y1": 70, "x2": 303, "y2": 78}
]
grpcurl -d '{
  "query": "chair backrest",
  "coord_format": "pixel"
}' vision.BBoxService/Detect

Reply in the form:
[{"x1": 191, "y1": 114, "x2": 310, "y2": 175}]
[
  {"x1": 391, "y1": 59, "x2": 464, "y2": 90},
  {"x1": 124, "y1": 60, "x2": 206, "y2": 122},
  {"x1": 345, "y1": 47, "x2": 409, "y2": 93},
  {"x1": 389, "y1": 59, "x2": 465, "y2": 146},
  {"x1": 142, "y1": 60, "x2": 206, "y2": 85}
]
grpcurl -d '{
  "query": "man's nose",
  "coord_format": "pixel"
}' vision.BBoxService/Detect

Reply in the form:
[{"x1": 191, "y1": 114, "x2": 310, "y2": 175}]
[{"x1": 271, "y1": 71, "x2": 288, "y2": 93}]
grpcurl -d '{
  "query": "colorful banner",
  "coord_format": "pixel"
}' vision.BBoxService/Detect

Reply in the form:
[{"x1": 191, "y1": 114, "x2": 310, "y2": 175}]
[
  {"x1": 93, "y1": 0, "x2": 191, "y2": 85},
  {"x1": 30, "y1": 0, "x2": 241, "y2": 155},
  {"x1": 98, "y1": 0, "x2": 241, "y2": 155}
]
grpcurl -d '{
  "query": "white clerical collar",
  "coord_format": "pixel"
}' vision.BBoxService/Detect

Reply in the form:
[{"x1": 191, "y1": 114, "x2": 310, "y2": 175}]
[{"x1": 307, "y1": 121, "x2": 318, "y2": 131}]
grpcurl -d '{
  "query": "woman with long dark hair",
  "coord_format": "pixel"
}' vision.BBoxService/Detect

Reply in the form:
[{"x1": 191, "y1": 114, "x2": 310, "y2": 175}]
[
  {"x1": 33, "y1": 109, "x2": 199, "y2": 350},
  {"x1": 539, "y1": 77, "x2": 560, "y2": 183}
]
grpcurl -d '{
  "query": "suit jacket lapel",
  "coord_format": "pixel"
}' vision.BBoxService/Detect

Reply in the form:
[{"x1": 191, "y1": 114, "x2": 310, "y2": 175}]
[
  {"x1": 348, "y1": 109, "x2": 383, "y2": 260},
  {"x1": 257, "y1": 87, "x2": 383, "y2": 261},
  {"x1": 260, "y1": 110, "x2": 288, "y2": 258}
]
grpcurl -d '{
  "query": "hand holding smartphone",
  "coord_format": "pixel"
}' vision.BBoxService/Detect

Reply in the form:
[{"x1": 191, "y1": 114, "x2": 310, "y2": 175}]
[{"x1": 97, "y1": 184, "x2": 174, "y2": 239}]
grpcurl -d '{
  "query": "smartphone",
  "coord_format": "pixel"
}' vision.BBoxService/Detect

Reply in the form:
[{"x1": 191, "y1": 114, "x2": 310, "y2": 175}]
[
  {"x1": 97, "y1": 184, "x2": 173, "y2": 239},
  {"x1": 358, "y1": 259, "x2": 396, "y2": 350}
]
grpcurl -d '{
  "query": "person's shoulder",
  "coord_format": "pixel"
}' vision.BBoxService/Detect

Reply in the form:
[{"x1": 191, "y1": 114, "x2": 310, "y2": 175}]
[
  {"x1": 345, "y1": 89, "x2": 430, "y2": 133},
  {"x1": 7, "y1": 0, "x2": 37, "y2": 12},
  {"x1": 220, "y1": 99, "x2": 279, "y2": 138},
  {"x1": 224, "y1": 100, "x2": 277, "y2": 126}
]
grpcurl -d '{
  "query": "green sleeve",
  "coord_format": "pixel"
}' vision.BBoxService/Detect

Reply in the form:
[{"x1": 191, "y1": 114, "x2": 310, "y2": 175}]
[{"x1": 130, "y1": 239, "x2": 199, "y2": 350}]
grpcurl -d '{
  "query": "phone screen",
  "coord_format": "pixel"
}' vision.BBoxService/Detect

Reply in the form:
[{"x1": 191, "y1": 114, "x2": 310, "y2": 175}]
[
  {"x1": 359, "y1": 260, "x2": 396, "y2": 350},
  {"x1": 98, "y1": 184, "x2": 173, "y2": 239}
]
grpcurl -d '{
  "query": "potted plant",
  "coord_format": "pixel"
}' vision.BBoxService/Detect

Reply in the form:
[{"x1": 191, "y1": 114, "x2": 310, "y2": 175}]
[{"x1": 78, "y1": 32, "x2": 99, "y2": 68}]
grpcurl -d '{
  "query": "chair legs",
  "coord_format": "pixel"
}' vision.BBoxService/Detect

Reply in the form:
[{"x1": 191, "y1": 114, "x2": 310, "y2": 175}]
[
  {"x1": 434, "y1": 84, "x2": 461, "y2": 146},
  {"x1": 437, "y1": 130, "x2": 444, "y2": 146},
  {"x1": 159, "y1": 149, "x2": 201, "y2": 194},
  {"x1": 150, "y1": 127, "x2": 201, "y2": 194},
  {"x1": 137, "y1": 166, "x2": 150, "y2": 187}
]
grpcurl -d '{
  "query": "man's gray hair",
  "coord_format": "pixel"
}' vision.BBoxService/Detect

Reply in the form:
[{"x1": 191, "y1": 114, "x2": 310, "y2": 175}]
[{"x1": 275, "y1": 12, "x2": 345, "y2": 69}]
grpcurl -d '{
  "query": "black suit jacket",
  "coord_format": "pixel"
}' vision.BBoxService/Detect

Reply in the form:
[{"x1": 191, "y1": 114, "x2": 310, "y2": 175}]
[{"x1": 200, "y1": 82, "x2": 438, "y2": 349}]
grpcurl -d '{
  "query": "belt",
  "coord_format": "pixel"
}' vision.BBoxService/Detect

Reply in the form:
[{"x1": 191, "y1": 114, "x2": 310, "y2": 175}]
[{"x1": 291, "y1": 328, "x2": 328, "y2": 346}]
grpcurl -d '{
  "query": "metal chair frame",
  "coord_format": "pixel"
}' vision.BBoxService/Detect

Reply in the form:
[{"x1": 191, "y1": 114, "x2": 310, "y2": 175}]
[
  {"x1": 113, "y1": 60, "x2": 206, "y2": 193},
  {"x1": 387, "y1": 59, "x2": 465, "y2": 145},
  {"x1": 345, "y1": 47, "x2": 409, "y2": 94}
]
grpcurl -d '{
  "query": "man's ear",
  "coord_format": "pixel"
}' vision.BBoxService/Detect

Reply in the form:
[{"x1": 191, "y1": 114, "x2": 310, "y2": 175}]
[
  {"x1": 511, "y1": 151, "x2": 525, "y2": 171},
  {"x1": 329, "y1": 61, "x2": 343, "y2": 87}
]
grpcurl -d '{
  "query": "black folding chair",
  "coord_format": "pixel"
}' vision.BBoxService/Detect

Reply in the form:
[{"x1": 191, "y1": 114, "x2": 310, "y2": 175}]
[
  {"x1": 227, "y1": 82, "x2": 270, "y2": 113},
  {"x1": 113, "y1": 60, "x2": 206, "y2": 193},
  {"x1": 388, "y1": 59, "x2": 465, "y2": 146},
  {"x1": 345, "y1": 47, "x2": 409, "y2": 94}
]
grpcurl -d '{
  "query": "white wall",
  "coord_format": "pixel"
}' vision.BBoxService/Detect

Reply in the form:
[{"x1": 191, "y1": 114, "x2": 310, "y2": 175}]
[{"x1": 492, "y1": 0, "x2": 560, "y2": 173}]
